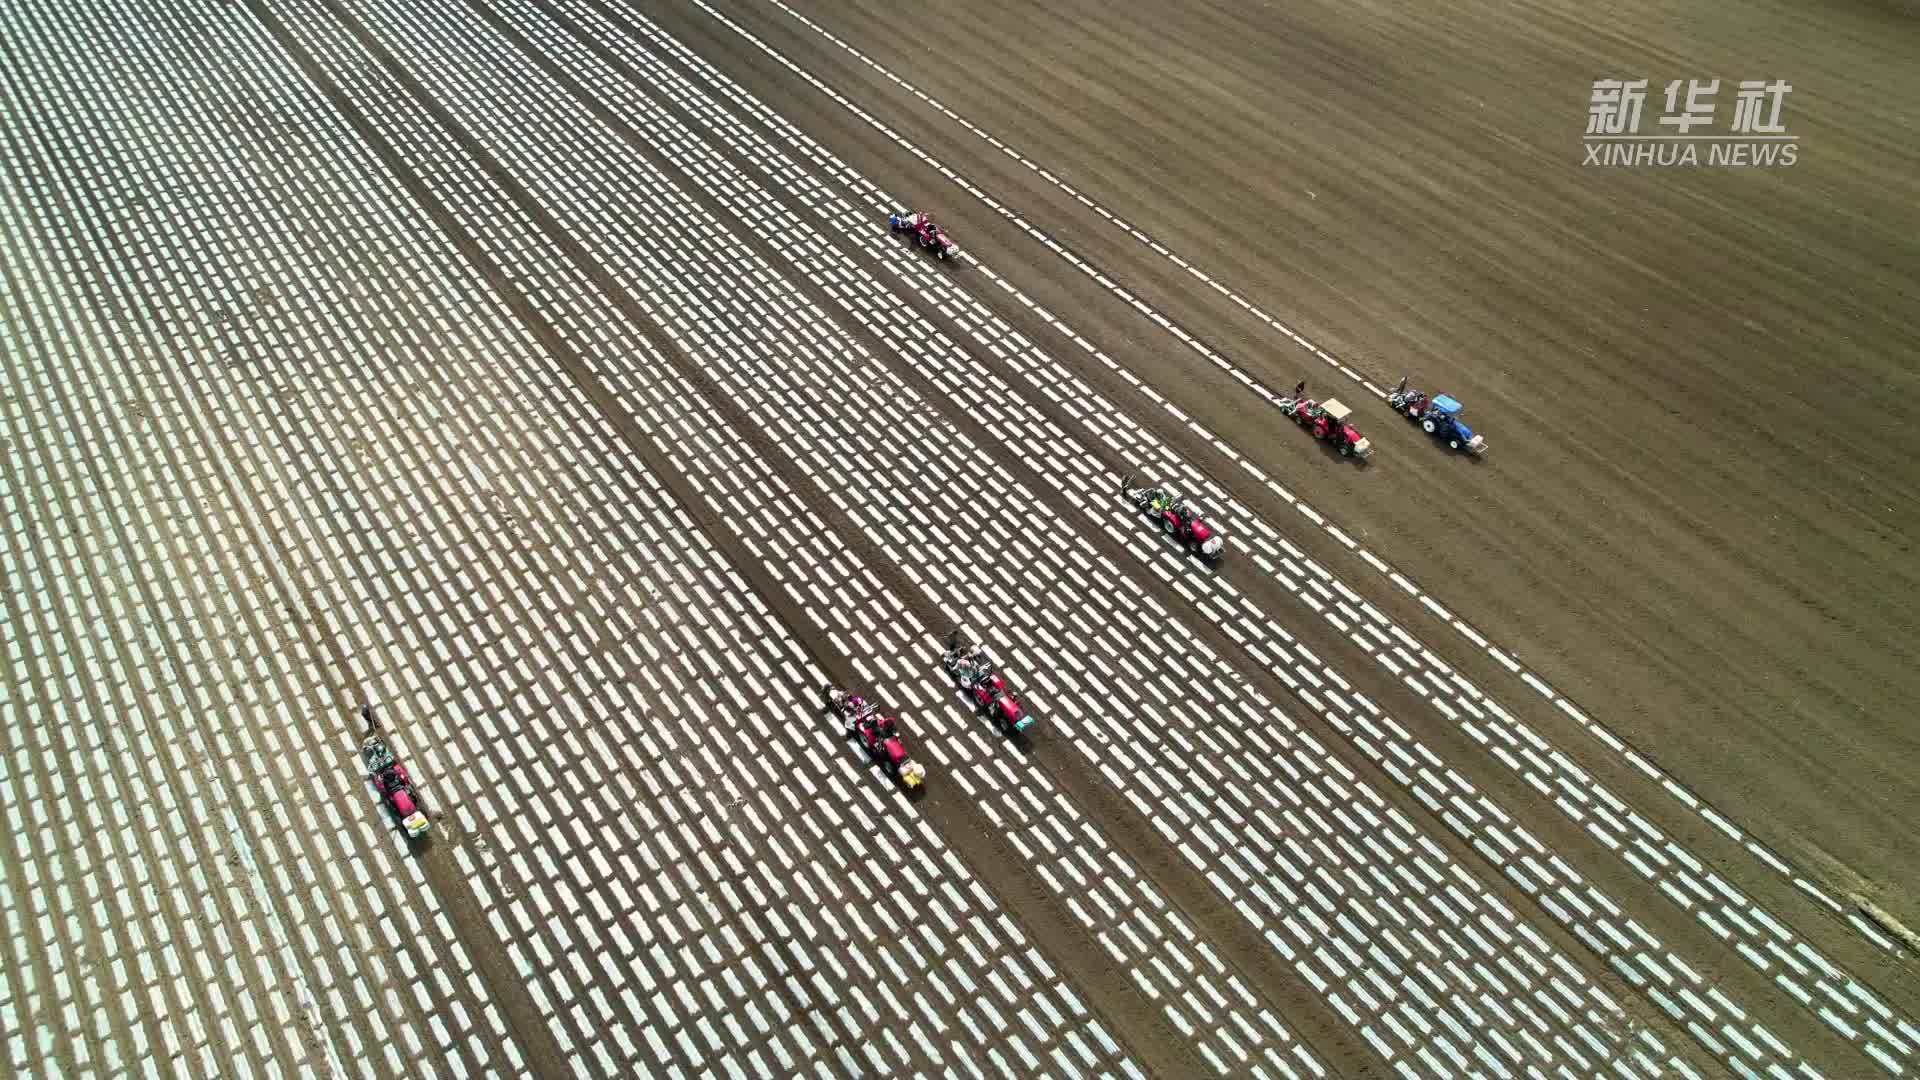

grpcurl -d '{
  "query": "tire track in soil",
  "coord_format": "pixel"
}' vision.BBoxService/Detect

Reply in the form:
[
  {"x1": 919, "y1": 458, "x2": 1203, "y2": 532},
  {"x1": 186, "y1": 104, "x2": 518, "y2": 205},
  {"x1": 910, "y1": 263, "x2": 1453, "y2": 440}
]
[
  {"x1": 233, "y1": 2, "x2": 923, "y2": 1066},
  {"x1": 648, "y1": 21, "x2": 1902, "y2": 1059},
  {"x1": 254, "y1": 2, "x2": 1201, "y2": 1074},
  {"x1": 80, "y1": 5, "x2": 578, "y2": 1076},
  {"x1": 572, "y1": 10, "x2": 1858, "y2": 1073},
  {"x1": 182, "y1": 311, "x2": 565, "y2": 1077},
  {"x1": 230, "y1": 6, "x2": 984, "y2": 1056},
  {"x1": 486, "y1": 2, "x2": 1387, "y2": 1072},
  {"x1": 714, "y1": 0, "x2": 1920, "y2": 957},
  {"x1": 314, "y1": 422, "x2": 869, "y2": 1072},
  {"x1": 528, "y1": 5, "x2": 1746, "y2": 1071},
  {"x1": 0, "y1": 70, "x2": 340, "y2": 1074},
  {"x1": 7, "y1": 4, "x2": 579, "y2": 1068}
]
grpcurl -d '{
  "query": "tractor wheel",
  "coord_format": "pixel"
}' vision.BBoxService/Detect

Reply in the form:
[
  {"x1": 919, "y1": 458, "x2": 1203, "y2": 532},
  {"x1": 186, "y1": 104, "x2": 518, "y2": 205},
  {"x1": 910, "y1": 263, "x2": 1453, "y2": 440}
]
[
  {"x1": 1449, "y1": 439, "x2": 1461, "y2": 450},
  {"x1": 1422, "y1": 419, "x2": 1437, "y2": 434}
]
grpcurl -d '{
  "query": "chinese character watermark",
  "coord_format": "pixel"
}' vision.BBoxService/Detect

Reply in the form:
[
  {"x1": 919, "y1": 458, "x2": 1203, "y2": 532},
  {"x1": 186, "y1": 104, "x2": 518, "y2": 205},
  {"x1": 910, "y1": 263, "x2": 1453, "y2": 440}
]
[
  {"x1": 1659, "y1": 79, "x2": 1717, "y2": 133},
  {"x1": 1731, "y1": 79, "x2": 1793, "y2": 133},
  {"x1": 1587, "y1": 79, "x2": 1649, "y2": 135},
  {"x1": 1582, "y1": 77, "x2": 1797, "y2": 167}
]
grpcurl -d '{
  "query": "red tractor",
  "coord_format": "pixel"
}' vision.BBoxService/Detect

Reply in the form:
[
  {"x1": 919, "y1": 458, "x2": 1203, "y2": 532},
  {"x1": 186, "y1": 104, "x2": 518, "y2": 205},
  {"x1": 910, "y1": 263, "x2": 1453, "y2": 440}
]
[
  {"x1": 1121, "y1": 478, "x2": 1226, "y2": 561},
  {"x1": 1277, "y1": 382, "x2": 1373, "y2": 460}
]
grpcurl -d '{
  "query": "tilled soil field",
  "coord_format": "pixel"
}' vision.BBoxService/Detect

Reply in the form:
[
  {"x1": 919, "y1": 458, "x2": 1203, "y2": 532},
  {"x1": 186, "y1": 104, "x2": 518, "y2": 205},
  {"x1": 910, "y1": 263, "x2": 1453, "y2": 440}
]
[{"x1": 3, "y1": 0, "x2": 1916, "y2": 1076}]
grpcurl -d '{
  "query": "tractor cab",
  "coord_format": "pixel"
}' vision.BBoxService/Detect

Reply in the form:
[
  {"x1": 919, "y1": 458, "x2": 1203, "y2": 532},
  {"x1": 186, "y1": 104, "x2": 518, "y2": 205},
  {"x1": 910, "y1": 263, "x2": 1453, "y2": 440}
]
[{"x1": 1428, "y1": 395, "x2": 1467, "y2": 435}]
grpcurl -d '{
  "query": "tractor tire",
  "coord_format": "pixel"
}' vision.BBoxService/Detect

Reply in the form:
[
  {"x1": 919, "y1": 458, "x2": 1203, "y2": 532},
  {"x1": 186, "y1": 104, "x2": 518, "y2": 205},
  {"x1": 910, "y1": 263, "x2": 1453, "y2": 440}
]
[
  {"x1": 1422, "y1": 419, "x2": 1437, "y2": 434},
  {"x1": 1449, "y1": 439, "x2": 1461, "y2": 450}
]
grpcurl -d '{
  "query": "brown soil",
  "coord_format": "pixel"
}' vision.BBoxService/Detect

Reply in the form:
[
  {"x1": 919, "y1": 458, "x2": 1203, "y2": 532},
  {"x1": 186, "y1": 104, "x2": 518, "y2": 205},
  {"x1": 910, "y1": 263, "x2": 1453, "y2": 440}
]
[{"x1": 682, "y1": 0, "x2": 1920, "y2": 933}]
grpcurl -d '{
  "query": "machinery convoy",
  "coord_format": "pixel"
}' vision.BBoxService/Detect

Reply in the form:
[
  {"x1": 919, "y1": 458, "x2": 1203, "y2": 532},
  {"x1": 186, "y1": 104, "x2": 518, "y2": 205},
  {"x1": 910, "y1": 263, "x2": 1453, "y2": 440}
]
[
  {"x1": 880, "y1": 211, "x2": 1488, "y2": 462},
  {"x1": 353, "y1": 215, "x2": 1505, "y2": 836}
]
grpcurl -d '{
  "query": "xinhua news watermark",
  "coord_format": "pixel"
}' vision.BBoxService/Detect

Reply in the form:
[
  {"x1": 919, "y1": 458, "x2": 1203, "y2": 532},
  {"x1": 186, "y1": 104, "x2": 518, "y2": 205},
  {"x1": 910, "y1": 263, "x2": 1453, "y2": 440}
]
[{"x1": 1584, "y1": 79, "x2": 1798, "y2": 167}]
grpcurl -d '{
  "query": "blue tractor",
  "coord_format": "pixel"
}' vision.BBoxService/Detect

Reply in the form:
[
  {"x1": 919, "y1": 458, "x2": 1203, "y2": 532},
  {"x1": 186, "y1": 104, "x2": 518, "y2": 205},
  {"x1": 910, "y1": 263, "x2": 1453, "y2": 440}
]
[{"x1": 1389, "y1": 377, "x2": 1487, "y2": 455}]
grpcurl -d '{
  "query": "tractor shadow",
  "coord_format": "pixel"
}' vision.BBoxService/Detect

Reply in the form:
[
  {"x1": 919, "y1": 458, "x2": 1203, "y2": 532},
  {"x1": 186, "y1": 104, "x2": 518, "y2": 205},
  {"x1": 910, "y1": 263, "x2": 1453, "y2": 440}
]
[{"x1": 1302, "y1": 434, "x2": 1374, "y2": 468}]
